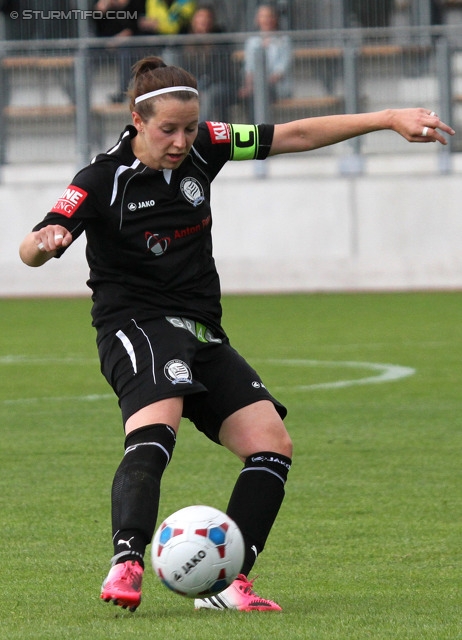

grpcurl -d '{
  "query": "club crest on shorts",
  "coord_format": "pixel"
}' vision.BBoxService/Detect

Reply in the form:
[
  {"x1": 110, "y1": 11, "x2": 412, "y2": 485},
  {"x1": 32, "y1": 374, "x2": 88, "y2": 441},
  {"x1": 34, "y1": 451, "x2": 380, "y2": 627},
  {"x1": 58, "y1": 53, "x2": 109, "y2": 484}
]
[
  {"x1": 180, "y1": 177, "x2": 204, "y2": 207},
  {"x1": 164, "y1": 359, "x2": 193, "y2": 384}
]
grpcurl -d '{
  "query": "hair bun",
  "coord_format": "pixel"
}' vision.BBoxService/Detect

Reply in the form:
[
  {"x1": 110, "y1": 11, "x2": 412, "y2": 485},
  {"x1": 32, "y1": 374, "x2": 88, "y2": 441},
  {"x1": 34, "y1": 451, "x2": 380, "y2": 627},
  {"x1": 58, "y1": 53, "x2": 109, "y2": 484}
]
[{"x1": 133, "y1": 56, "x2": 167, "y2": 79}]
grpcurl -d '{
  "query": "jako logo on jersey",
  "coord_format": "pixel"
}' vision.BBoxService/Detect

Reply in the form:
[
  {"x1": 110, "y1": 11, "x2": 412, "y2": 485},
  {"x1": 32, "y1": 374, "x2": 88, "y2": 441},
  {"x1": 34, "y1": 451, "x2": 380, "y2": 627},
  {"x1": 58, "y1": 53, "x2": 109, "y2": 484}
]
[
  {"x1": 206, "y1": 121, "x2": 230, "y2": 144},
  {"x1": 50, "y1": 185, "x2": 88, "y2": 217},
  {"x1": 164, "y1": 359, "x2": 193, "y2": 384},
  {"x1": 252, "y1": 380, "x2": 267, "y2": 389},
  {"x1": 145, "y1": 231, "x2": 171, "y2": 256},
  {"x1": 180, "y1": 177, "x2": 204, "y2": 207},
  {"x1": 128, "y1": 200, "x2": 155, "y2": 211}
]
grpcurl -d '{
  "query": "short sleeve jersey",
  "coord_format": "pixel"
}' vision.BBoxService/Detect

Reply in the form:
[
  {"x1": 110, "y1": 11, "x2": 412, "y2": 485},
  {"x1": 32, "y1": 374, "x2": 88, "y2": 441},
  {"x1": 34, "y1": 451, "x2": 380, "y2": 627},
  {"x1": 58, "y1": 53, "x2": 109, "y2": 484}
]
[{"x1": 34, "y1": 122, "x2": 275, "y2": 337}]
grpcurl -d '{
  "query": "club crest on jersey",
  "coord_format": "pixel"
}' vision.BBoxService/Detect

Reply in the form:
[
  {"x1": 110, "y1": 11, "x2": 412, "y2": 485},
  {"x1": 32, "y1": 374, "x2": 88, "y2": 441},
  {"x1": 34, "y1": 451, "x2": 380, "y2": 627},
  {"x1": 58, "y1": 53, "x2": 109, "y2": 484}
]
[
  {"x1": 164, "y1": 359, "x2": 193, "y2": 385},
  {"x1": 180, "y1": 177, "x2": 204, "y2": 207},
  {"x1": 50, "y1": 185, "x2": 88, "y2": 217},
  {"x1": 145, "y1": 231, "x2": 171, "y2": 256}
]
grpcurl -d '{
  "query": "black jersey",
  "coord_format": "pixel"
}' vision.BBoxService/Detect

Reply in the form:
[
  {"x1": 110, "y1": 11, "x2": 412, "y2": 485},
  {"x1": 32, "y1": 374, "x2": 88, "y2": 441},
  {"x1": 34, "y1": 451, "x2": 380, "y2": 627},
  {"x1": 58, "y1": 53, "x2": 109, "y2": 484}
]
[{"x1": 34, "y1": 121, "x2": 274, "y2": 337}]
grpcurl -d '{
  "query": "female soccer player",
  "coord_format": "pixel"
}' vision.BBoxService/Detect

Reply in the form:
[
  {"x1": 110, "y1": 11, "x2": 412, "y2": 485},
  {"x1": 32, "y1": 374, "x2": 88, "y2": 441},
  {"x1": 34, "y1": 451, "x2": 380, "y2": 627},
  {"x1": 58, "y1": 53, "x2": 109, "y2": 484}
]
[{"x1": 19, "y1": 56, "x2": 454, "y2": 613}]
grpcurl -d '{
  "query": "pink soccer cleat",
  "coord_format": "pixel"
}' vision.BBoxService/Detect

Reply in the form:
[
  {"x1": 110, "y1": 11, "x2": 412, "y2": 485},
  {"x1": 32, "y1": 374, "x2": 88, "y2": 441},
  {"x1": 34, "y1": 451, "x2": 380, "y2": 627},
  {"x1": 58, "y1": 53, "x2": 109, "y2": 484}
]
[
  {"x1": 194, "y1": 574, "x2": 282, "y2": 612},
  {"x1": 100, "y1": 560, "x2": 143, "y2": 612}
]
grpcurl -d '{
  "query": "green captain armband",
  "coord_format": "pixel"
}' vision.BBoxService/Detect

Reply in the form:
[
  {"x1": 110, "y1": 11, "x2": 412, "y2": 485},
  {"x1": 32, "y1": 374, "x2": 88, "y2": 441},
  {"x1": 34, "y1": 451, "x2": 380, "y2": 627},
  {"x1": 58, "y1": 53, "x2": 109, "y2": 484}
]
[{"x1": 229, "y1": 124, "x2": 261, "y2": 161}]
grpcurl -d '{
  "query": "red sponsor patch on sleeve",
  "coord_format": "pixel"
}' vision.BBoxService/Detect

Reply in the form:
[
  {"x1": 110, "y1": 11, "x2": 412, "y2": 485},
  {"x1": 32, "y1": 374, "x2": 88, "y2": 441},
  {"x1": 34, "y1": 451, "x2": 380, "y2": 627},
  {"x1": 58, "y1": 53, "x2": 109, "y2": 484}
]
[
  {"x1": 206, "y1": 121, "x2": 231, "y2": 144},
  {"x1": 50, "y1": 185, "x2": 88, "y2": 217}
]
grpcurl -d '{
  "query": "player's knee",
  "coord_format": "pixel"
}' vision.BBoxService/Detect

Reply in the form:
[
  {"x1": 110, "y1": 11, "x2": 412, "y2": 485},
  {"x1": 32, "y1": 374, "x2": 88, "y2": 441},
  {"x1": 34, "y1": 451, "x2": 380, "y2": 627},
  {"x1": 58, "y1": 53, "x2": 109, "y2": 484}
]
[
  {"x1": 278, "y1": 431, "x2": 293, "y2": 459},
  {"x1": 227, "y1": 422, "x2": 292, "y2": 461},
  {"x1": 267, "y1": 422, "x2": 292, "y2": 458}
]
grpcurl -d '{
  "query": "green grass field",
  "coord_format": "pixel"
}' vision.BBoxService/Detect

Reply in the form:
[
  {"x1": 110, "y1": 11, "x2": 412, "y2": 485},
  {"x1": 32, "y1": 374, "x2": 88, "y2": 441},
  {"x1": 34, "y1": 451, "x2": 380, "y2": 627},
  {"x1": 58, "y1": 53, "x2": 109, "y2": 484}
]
[{"x1": 0, "y1": 292, "x2": 461, "y2": 639}]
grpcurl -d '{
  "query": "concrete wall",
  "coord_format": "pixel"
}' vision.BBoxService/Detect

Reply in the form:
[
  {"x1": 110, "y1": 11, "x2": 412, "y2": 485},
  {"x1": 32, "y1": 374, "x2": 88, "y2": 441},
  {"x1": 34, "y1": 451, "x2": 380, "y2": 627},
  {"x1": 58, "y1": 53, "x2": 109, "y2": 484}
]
[{"x1": 3, "y1": 153, "x2": 462, "y2": 298}]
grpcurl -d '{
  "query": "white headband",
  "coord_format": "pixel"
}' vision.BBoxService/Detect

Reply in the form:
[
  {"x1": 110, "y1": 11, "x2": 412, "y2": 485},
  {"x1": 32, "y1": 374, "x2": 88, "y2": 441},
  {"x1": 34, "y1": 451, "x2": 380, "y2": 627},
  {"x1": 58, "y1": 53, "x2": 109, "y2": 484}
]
[{"x1": 135, "y1": 86, "x2": 199, "y2": 104}]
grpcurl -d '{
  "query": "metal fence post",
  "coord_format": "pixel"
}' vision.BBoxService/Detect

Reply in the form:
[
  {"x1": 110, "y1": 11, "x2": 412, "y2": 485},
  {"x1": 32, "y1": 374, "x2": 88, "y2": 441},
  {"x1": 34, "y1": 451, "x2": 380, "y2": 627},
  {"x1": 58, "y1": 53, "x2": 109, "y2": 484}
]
[
  {"x1": 436, "y1": 36, "x2": 453, "y2": 174},
  {"x1": 253, "y1": 40, "x2": 270, "y2": 178},
  {"x1": 410, "y1": 0, "x2": 432, "y2": 27},
  {"x1": 74, "y1": 42, "x2": 91, "y2": 170},
  {"x1": 339, "y1": 43, "x2": 364, "y2": 175},
  {"x1": 0, "y1": 49, "x2": 7, "y2": 172}
]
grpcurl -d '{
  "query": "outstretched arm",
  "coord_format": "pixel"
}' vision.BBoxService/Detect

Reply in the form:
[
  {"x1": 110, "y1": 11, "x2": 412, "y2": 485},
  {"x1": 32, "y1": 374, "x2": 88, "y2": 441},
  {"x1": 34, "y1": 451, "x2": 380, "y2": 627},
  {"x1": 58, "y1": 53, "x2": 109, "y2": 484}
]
[
  {"x1": 269, "y1": 108, "x2": 455, "y2": 156},
  {"x1": 19, "y1": 225, "x2": 73, "y2": 267}
]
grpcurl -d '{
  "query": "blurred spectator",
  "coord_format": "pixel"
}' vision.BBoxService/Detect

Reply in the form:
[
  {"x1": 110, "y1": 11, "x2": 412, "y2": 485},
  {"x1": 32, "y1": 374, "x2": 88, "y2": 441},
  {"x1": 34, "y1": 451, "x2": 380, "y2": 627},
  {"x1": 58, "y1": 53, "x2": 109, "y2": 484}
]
[
  {"x1": 93, "y1": 0, "x2": 143, "y2": 38},
  {"x1": 182, "y1": 4, "x2": 234, "y2": 122},
  {"x1": 238, "y1": 4, "x2": 292, "y2": 120},
  {"x1": 431, "y1": 0, "x2": 444, "y2": 25},
  {"x1": 93, "y1": 0, "x2": 145, "y2": 103},
  {"x1": 94, "y1": 0, "x2": 197, "y2": 102},
  {"x1": 138, "y1": 0, "x2": 196, "y2": 35},
  {"x1": 345, "y1": 0, "x2": 393, "y2": 28}
]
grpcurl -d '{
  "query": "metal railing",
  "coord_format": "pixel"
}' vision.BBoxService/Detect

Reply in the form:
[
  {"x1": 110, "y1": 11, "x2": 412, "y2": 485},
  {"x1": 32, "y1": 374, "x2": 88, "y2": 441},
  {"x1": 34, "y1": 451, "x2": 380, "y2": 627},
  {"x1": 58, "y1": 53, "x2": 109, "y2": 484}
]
[{"x1": 1, "y1": 24, "x2": 461, "y2": 175}]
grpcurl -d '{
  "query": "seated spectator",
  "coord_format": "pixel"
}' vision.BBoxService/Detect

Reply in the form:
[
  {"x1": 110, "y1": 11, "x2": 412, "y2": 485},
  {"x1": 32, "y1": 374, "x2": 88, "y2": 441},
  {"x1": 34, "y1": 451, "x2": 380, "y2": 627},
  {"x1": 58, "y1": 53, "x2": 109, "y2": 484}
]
[
  {"x1": 431, "y1": 0, "x2": 444, "y2": 25},
  {"x1": 93, "y1": 0, "x2": 146, "y2": 103},
  {"x1": 93, "y1": 0, "x2": 143, "y2": 39},
  {"x1": 182, "y1": 4, "x2": 235, "y2": 122},
  {"x1": 238, "y1": 4, "x2": 292, "y2": 121},
  {"x1": 138, "y1": 0, "x2": 197, "y2": 35},
  {"x1": 135, "y1": 0, "x2": 197, "y2": 67},
  {"x1": 345, "y1": 0, "x2": 393, "y2": 28},
  {"x1": 93, "y1": 0, "x2": 145, "y2": 102}
]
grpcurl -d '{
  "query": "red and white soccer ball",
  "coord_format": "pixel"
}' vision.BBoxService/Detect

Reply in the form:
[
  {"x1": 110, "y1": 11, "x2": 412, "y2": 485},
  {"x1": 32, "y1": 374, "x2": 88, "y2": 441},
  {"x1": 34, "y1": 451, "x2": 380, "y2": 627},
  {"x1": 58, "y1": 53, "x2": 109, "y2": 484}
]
[{"x1": 151, "y1": 505, "x2": 244, "y2": 598}]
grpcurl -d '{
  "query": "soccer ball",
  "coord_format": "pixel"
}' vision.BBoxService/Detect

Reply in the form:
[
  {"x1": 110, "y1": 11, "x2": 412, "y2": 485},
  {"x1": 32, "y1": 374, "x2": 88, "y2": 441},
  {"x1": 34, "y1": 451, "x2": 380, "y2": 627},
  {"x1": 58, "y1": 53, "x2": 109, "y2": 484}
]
[{"x1": 151, "y1": 505, "x2": 245, "y2": 598}]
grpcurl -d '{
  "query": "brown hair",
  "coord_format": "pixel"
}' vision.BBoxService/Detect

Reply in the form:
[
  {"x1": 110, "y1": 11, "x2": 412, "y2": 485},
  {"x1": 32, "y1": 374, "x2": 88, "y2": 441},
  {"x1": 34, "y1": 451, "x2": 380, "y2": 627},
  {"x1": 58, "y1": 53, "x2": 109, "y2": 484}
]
[{"x1": 128, "y1": 56, "x2": 198, "y2": 120}]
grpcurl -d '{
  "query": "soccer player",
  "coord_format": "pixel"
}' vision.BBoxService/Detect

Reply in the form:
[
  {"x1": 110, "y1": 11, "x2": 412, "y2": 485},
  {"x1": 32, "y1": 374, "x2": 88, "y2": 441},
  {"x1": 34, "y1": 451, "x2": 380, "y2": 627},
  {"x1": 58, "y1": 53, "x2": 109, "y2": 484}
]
[{"x1": 19, "y1": 56, "x2": 453, "y2": 612}]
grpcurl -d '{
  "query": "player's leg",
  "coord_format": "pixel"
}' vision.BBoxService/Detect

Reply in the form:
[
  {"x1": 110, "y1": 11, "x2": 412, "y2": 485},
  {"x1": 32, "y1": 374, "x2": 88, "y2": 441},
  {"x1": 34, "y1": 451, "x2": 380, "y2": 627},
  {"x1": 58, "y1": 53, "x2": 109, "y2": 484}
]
[
  {"x1": 195, "y1": 401, "x2": 292, "y2": 611},
  {"x1": 220, "y1": 400, "x2": 292, "y2": 571},
  {"x1": 111, "y1": 398, "x2": 183, "y2": 566},
  {"x1": 101, "y1": 398, "x2": 183, "y2": 610}
]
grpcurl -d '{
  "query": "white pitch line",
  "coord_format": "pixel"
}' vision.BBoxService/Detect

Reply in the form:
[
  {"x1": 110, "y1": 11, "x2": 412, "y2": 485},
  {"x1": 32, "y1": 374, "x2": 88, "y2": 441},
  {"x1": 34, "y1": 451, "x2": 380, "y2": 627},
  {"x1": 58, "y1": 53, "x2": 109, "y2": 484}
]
[
  {"x1": 0, "y1": 357, "x2": 415, "y2": 405},
  {"x1": 0, "y1": 355, "x2": 99, "y2": 365},
  {"x1": 3, "y1": 393, "x2": 114, "y2": 406},
  {"x1": 254, "y1": 359, "x2": 415, "y2": 391}
]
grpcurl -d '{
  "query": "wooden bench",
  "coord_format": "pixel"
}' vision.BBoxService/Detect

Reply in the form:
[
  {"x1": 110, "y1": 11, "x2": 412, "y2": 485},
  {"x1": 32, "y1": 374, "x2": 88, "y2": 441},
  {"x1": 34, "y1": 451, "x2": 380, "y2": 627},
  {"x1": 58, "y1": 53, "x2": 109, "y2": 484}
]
[
  {"x1": 92, "y1": 103, "x2": 130, "y2": 117},
  {"x1": 271, "y1": 95, "x2": 345, "y2": 120},
  {"x1": 232, "y1": 46, "x2": 343, "y2": 64},
  {"x1": 2, "y1": 104, "x2": 76, "y2": 120},
  {"x1": 1, "y1": 56, "x2": 74, "y2": 71},
  {"x1": 233, "y1": 43, "x2": 430, "y2": 64}
]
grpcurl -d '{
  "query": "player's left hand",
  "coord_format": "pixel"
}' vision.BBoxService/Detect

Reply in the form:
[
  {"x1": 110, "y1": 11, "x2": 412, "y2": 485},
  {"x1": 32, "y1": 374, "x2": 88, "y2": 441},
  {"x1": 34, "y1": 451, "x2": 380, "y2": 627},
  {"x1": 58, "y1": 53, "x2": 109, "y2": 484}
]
[{"x1": 390, "y1": 108, "x2": 455, "y2": 144}]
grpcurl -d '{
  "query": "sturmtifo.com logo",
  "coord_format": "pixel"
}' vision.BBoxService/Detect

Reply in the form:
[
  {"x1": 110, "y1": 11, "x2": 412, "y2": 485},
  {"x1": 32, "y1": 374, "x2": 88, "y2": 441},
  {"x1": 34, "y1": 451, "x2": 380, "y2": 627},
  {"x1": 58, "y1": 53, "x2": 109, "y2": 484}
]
[{"x1": 10, "y1": 10, "x2": 138, "y2": 20}]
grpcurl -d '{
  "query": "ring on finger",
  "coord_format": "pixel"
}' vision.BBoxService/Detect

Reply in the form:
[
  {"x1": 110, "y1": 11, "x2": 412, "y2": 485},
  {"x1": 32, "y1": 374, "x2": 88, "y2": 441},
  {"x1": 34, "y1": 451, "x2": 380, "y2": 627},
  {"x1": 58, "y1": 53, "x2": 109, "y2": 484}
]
[{"x1": 422, "y1": 126, "x2": 429, "y2": 137}]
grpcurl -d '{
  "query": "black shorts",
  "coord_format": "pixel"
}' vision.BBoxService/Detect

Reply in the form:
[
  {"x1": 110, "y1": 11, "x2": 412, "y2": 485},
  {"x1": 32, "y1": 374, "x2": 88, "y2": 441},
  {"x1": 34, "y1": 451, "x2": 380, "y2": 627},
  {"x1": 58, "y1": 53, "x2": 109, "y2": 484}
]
[{"x1": 98, "y1": 315, "x2": 287, "y2": 443}]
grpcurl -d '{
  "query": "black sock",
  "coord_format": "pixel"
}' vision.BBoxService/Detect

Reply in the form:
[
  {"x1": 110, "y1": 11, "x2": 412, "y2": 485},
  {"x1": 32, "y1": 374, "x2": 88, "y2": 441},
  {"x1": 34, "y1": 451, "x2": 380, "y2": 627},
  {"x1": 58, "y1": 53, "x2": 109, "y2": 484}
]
[
  {"x1": 226, "y1": 451, "x2": 292, "y2": 576},
  {"x1": 111, "y1": 423, "x2": 176, "y2": 566}
]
